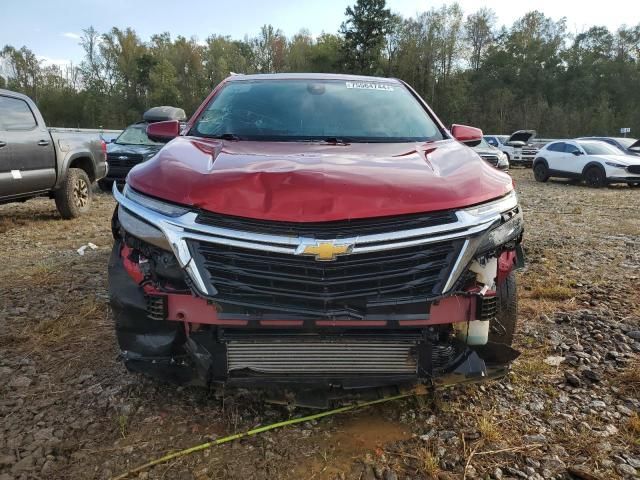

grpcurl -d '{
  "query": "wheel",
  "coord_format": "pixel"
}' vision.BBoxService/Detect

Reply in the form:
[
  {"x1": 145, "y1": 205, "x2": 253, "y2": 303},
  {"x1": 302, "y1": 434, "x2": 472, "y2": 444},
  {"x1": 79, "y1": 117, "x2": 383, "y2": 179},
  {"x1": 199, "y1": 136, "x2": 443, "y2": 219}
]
[
  {"x1": 630, "y1": 182, "x2": 640, "y2": 188},
  {"x1": 98, "y1": 179, "x2": 114, "y2": 192},
  {"x1": 584, "y1": 166, "x2": 606, "y2": 188},
  {"x1": 54, "y1": 168, "x2": 92, "y2": 219},
  {"x1": 533, "y1": 162, "x2": 549, "y2": 182},
  {"x1": 490, "y1": 271, "x2": 517, "y2": 345}
]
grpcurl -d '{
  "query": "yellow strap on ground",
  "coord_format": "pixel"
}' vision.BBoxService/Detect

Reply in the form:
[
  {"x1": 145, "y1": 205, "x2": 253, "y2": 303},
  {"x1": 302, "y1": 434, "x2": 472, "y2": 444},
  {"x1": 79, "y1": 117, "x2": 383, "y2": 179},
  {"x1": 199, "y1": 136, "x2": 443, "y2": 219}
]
[{"x1": 111, "y1": 390, "x2": 418, "y2": 480}]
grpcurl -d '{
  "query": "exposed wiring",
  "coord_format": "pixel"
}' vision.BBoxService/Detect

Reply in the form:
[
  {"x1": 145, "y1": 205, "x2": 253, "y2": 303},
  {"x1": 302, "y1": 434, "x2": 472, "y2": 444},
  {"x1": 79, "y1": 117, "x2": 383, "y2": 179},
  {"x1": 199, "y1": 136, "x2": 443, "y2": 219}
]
[{"x1": 111, "y1": 388, "x2": 426, "y2": 480}]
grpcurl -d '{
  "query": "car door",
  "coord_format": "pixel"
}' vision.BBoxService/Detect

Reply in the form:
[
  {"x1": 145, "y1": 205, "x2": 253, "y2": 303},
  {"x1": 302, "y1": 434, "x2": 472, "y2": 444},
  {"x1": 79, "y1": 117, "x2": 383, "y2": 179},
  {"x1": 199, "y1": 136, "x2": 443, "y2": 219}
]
[
  {"x1": 563, "y1": 142, "x2": 589, "y2": 175},
  {"x1": 545, "y1": 142, "x2": 565, "y2": 171},
  {"x1": 0, "y1": 94, "x2": 56, "y2": 198}
]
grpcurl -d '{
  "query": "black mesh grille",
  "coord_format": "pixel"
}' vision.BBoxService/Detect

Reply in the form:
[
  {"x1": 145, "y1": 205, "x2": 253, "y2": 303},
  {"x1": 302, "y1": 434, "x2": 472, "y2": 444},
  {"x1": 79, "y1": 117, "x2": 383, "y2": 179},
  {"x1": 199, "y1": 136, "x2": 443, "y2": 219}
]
[
  {"x1": 107, "y1": 153, "x2": 144, "y2": 168},
  {"x1": 628, "y1": 165, "x2": 640, "y2": 174},
  {"x1": 195, "y1": 210, "x2": 458, "y2": 239},
  {"x1": 190, "y1": 239, "x2": 463, "y2": 318}
]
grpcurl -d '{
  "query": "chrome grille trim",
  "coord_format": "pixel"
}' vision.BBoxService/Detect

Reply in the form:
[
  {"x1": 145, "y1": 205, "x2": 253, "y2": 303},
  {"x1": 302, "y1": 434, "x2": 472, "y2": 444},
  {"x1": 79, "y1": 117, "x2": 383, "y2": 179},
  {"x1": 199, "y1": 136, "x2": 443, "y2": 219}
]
[{"x1": 113, "y1": 184, "x2": 515, "y2": 297}]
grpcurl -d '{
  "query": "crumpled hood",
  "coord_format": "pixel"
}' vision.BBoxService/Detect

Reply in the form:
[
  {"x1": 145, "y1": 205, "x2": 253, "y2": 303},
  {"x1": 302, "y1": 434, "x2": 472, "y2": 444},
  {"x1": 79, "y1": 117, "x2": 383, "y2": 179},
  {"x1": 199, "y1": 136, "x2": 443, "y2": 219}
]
[{"x1": 127, "y1": 137, "x2": 513, "y2": 222}]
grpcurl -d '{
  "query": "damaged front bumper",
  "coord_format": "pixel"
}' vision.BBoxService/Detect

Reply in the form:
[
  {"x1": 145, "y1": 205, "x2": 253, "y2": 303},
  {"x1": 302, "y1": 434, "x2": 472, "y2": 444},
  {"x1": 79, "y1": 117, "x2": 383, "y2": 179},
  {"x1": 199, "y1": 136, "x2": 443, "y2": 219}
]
[
  {"x1": 109, "y1": 240, "x2": 521, "y2": 391},
  {"x1": 109, "y1": 183, "x2": 524, "y2": 392}
]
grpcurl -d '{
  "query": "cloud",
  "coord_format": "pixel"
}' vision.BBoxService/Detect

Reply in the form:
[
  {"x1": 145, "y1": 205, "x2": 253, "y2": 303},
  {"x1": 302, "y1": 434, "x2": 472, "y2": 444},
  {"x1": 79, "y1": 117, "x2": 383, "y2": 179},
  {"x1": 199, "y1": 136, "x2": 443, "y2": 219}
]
[
  {"x1": 62, "y1": 32, "x2": 81, "y2": 40},
  {"x1": 37, "y1": 56, "x2": 72, "y2": 69}
]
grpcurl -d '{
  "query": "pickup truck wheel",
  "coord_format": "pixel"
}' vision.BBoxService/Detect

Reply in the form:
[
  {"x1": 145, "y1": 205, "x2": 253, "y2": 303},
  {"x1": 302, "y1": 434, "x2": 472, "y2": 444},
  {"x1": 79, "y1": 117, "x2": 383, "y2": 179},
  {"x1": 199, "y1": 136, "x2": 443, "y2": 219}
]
[
  {"x1": 584, "y1": 166, "x2": 606, "y2": 188},
  {"x1": 55, "y1": 168, "x2": 92, "y2": 219},
  {"x1": 489, "y1": 271, "x2": 517, "y2": 346},
  {"x1": 533, "y1": 163, "x2": 549, "y2": 182}
]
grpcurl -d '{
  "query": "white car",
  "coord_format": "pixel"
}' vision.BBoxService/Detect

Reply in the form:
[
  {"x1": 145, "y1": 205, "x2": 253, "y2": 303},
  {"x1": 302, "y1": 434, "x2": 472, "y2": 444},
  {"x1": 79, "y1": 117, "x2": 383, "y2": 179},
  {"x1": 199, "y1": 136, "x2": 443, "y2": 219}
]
[
  {"x1": 533, "y1": 139, "x2": 640, "y2": 187},
  {"x1": 484, "y1": 130, "x2": 538, "y2": 167}
]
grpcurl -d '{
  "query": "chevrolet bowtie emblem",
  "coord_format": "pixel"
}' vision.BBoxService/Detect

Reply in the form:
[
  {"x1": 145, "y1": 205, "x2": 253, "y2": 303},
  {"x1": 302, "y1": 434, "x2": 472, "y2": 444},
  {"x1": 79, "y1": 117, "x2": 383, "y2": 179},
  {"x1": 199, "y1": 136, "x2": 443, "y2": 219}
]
[{"x1": 296, "y1": 240, "x2": 354, "y2": 261}]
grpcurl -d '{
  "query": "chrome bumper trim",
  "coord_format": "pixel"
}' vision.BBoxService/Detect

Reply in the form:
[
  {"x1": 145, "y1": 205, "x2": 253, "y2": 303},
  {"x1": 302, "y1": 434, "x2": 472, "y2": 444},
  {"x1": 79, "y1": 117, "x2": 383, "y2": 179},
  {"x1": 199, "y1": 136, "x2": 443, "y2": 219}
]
[{"x1": 113, "y1": 184, "x2": 513, "y2": 297}]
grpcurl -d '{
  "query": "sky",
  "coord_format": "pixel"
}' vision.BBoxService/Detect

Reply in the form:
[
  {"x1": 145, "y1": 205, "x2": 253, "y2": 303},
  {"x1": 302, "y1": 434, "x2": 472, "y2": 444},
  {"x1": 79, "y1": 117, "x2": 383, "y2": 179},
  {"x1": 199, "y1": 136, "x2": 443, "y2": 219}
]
[{"x1": 2, "y1": 0, "x2": 639, "y2": 69}]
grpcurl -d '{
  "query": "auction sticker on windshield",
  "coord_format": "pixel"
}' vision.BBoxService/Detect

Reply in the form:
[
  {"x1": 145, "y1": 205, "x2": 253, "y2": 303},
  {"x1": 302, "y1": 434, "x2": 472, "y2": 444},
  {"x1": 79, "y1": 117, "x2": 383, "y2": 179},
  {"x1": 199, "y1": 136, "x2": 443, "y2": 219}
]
[{"x1": 345, "y1": 81, "x2": 394, "y2": 91}]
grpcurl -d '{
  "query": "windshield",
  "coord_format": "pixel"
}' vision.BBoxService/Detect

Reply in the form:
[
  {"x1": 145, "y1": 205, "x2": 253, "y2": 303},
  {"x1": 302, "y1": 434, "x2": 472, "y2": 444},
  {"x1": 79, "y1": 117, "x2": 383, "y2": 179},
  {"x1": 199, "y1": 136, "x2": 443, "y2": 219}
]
[
  {"x1": 615, "y1": 138, "x2": 638, "y2": 149},
  {"x1": 577, "y1": 141, "x2": 624, "y2": 156},
  {"x1": 116, "y1": 125, "x2": 162, "y2": 146},
  {"x1": 476, "y1": 138, "x2": 492, "y2": 148},
  {"x1": 191, "y1": 79, "x2": 444, "y2": 142}
]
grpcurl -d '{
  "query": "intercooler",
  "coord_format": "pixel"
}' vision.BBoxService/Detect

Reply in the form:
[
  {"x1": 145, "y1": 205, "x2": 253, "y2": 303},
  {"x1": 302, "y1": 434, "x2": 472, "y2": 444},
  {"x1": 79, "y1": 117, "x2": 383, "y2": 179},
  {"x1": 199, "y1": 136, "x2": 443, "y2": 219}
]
[{"x1": 227, "y1": 340, "x2": 418, "y2": 374}]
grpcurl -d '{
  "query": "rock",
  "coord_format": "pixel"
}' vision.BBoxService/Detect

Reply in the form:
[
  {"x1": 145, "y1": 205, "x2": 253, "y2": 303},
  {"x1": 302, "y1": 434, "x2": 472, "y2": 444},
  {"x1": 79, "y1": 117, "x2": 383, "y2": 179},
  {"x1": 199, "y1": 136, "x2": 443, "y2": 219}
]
[
  {"x1": 11, "y1": 454, "x2": 35, "y2": 473},
  {"x1": 626, "y1": 330, "x2": 640, "y2": 340},
  {"x1": 8, "y1": 376, "x2": 32, "y2": 388},
  {"x1": 382, "y1": 469, "x2": 398, "y2": 480},
  {"x1": 565, "y1": 371, "x2": 582, "y2": 387},
  {"x1": 616, "y1": 464, "x2": 637, "y2": 476},
  {"x1": 582, "y1": 369, "x2": 601, "y2": 382},
  {"x1": 0, "y1": 454, "x2": 15, "y2": 467},
  {"x1": 523, "y1": 434, "x2": 547, "y2": 444},
  {"x1": 590, "y1": 400, "x2": 606, "y2": 409},
  {"x1": 505, "y1": 466, "x2": 528, "y2": 478},
  {"x1": 625, "y1": 456, "x2": 640, "y2": 469},
  {"x1": 544, "y1": 356, "x2": 565, "y2": 366},
  {"x1": 41, "y1": 459, "x2": 54, "y2": 476},
  {"x1": 542, "y1": 455, "x2": 566, "y2": 472},
  {"x1": 493, "y1": 467, "x2": 503, "y2": 479},
  {"x1": 616, "y1": 404, "x2": 633, "y2": 416}
]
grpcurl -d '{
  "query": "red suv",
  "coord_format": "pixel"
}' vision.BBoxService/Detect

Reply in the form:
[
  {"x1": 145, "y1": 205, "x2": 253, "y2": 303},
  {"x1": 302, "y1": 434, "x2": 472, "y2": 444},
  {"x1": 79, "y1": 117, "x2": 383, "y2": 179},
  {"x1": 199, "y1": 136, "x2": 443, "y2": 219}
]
[{"x1": 109, "y1": 74, "x2": 524, "y2": 396}]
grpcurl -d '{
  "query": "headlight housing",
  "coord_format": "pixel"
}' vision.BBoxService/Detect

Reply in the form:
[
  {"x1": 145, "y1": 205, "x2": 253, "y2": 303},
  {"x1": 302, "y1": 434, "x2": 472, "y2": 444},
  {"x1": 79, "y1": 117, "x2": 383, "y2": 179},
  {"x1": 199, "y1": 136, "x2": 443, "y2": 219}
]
[
  {"x1": 497, "y1": 152, "x2": 509, "y2": 166},
  {"x1": 462, "y1": 190, "x2": 518, "y2": 219},
  {"x1": 604, "y1": 161, "x2": 627, "y2": 169},
  {"x1": 122, "y1": 184, "x2": 190, "y2": 217}
]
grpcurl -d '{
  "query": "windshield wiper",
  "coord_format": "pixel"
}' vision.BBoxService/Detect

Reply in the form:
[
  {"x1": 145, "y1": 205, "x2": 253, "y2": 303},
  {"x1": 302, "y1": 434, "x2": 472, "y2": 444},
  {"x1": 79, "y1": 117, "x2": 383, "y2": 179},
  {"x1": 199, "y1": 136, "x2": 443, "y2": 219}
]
[{"x1": 205, "y1": 133, "x2": 243, "y2": 141}]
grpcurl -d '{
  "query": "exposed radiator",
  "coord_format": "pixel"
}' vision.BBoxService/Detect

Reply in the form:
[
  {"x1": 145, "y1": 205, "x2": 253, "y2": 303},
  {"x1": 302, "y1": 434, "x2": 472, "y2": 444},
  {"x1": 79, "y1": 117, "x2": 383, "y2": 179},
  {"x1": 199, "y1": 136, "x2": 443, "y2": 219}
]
[{"x1": 227, "y1": 341, "x2": 418, "y2": 374}]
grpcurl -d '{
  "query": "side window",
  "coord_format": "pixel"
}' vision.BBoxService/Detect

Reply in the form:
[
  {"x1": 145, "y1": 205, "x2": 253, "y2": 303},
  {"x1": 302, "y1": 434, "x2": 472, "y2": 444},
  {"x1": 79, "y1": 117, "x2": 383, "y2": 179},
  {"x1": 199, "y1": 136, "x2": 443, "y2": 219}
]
[
  {"x1": 563, "y1": 143, "x2": 580, "y2": 154},
  {"x1": 547, "y1": 142, "x2": 565, "y2": 152},
  {"x1": 485, "y1": 137, "x2": 498, "y2": 147},
  {"x1": 0, "y1": 96, "x2": 38, "y2": 131}
]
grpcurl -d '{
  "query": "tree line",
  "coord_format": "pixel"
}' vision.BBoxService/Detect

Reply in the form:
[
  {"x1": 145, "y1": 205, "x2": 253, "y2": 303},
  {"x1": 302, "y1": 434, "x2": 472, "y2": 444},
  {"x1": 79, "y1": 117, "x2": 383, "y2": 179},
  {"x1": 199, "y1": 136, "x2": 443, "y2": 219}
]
[{"x1": 1, "y1": 0, "x2": 639, "y2": 138}]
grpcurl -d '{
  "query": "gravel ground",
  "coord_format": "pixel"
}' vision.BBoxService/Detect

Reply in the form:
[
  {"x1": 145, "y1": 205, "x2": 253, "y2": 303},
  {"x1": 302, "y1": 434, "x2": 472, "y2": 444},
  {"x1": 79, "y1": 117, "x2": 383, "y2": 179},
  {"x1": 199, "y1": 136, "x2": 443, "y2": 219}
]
[{"x1": 0, "y1": 169, "x2": 638, "y2": 480}]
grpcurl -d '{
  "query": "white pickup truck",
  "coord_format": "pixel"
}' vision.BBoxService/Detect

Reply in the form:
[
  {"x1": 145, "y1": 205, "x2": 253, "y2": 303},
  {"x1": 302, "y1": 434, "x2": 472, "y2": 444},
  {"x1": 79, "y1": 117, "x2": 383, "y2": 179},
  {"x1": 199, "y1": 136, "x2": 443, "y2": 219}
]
[
  {"x1": 0, "y1": 89, "x2": 107, "y2": 218},
  {"x1": 484, "y1": 130, "x2": 538, "y2": 167}
]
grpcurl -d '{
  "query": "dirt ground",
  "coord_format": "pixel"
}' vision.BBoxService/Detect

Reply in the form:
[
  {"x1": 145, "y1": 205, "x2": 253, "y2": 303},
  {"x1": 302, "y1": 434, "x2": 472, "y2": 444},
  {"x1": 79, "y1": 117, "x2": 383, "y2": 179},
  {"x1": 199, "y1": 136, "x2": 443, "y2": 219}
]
[{"x1": 1, "y1": 169, "x2": 639, "y2": 480}]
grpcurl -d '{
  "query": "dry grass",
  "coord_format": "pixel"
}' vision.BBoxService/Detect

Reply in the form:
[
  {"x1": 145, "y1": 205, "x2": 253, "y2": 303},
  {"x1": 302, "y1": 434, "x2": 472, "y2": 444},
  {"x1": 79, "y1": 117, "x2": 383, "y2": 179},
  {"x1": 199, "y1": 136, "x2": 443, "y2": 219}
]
[
  {"x1": 613, "y1": 361, "x2": 640, "y2": 398},
  {"x1": 28, "y1": 298, "x2": 104, "y2": 345},
  {"x1": 528, "y1": 283, "x2": 575, "y2": 301},
  {"x1": 476, "y1": 414, "x2": 502, "y2": 444},
  {"x1": 416, "y1": 445, "x2": 440, "y2": 478},
  {"x1": 622, "y1": 414, "x2": 640, "y2": 447}
]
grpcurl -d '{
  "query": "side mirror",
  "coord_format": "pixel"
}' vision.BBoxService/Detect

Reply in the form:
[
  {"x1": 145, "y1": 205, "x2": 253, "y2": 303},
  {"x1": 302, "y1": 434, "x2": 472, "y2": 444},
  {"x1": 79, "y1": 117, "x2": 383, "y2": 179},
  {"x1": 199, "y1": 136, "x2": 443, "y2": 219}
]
[
  {"x1": 571, "y1": 150, "x2": 582, "y2": 156},
  {"x1": 110, "y1": 138, "x2": 117, "y2": 143},
  {"x1": 451, "y1": 124, "x2": 483, "y2": 146},
  {"x1": 147, "y1": 120, "x2": 181, "y2": 142}
]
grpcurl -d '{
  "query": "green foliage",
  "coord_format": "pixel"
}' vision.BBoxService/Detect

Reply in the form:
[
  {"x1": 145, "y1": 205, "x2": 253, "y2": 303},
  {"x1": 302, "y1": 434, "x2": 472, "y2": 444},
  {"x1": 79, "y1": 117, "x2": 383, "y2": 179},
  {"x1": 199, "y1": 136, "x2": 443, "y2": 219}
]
[
  {"x1": 1, "y1": 0, "x2": 639, "y2": 138},
  {"x1": 340, "y1": 0, "x2": 393, "y2": 74}
]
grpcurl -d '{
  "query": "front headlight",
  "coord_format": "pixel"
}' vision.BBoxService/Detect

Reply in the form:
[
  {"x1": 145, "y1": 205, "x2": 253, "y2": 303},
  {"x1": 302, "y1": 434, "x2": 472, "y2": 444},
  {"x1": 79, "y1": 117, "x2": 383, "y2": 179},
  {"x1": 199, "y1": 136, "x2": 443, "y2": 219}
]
[
  {"x1": 122, "y1": 184, "x2": 190, "y2": 217},
  {"x1": 463, "y1": 190, "x2": 518, "y2": 219},
  {"x1": 605, "y1": 161, "x2": 627, "y2": 169}
]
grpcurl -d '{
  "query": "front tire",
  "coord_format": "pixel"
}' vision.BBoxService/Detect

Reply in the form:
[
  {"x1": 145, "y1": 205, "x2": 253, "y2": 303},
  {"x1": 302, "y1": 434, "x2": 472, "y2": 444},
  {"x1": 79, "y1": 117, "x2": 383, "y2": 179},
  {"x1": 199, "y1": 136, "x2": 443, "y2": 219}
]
[
  {"x1": 490, "y1": 271, "x2": 518, "y2": 345},
  {"x1": 55, "y1": 168, "x2": 92, "y2": 219},
  {"x1": 584, "y1": 166, "x2": 606, "y2": 188},
  {"x1": 533, "y1": 162, "x2": 549, "y2": 183}
]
